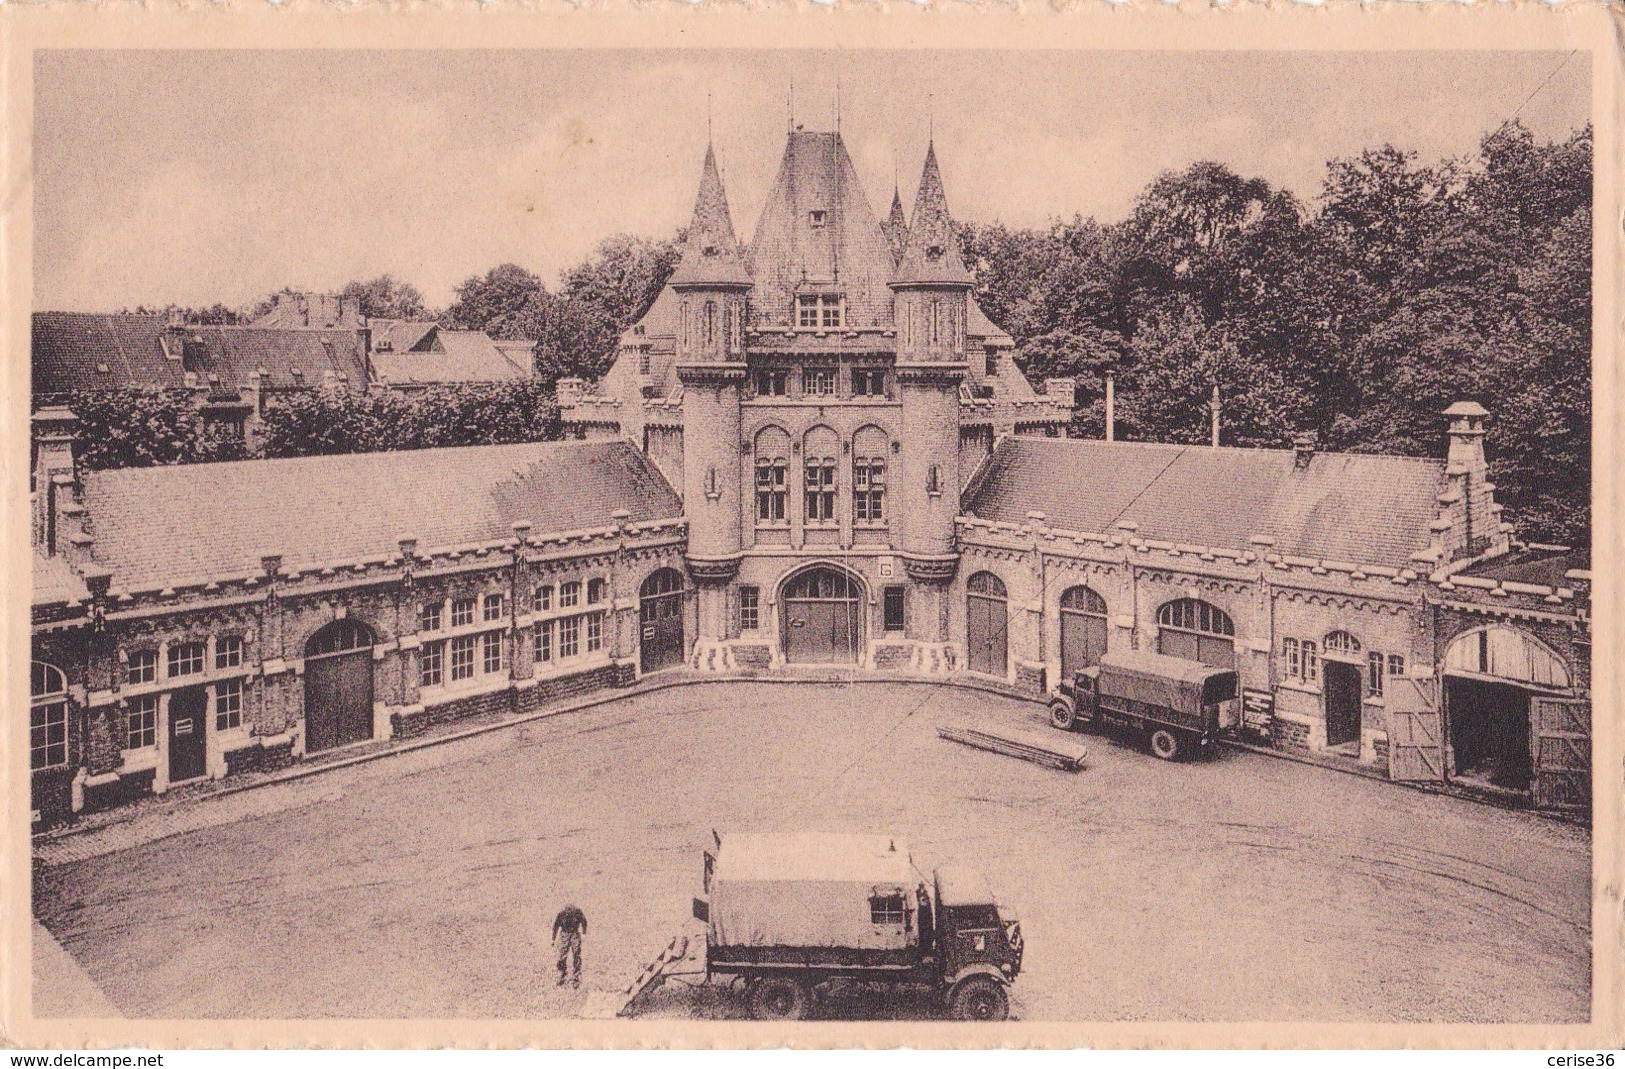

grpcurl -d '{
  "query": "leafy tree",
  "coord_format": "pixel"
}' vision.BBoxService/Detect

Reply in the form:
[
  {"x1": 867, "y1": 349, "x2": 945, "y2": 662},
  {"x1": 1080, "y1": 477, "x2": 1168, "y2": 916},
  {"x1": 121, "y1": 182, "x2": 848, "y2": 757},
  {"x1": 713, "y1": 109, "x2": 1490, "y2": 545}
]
[
  {"x1": 67, "y1": 388, "x2": 244, "y2": 470},
  {"x1": 443, "y1": 263, "x2": 551, "y2": 341},
  {"x1": 341, "y1": 275, "x2": 429, "y2": 321},
  {"x1": 534, "y1": 233, "x2": 681, "y2": 384}
]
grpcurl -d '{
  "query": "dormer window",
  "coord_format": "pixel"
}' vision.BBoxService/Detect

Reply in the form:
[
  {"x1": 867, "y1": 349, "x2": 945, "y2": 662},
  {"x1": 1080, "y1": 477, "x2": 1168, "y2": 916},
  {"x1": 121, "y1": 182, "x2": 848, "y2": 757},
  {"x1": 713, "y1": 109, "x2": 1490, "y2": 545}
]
[
  {"x1": 702, "y1": 244, "x2": 721, "y2": 258},
  {"x1": 808, "y1": 210, "x2": 828, "y2": 229},
  {"x1": 926, "y1": 244, "x2": 945, "y2": 262},
  {"x1": 796, "y1": 294, "x2": 843, "y2": 331}
]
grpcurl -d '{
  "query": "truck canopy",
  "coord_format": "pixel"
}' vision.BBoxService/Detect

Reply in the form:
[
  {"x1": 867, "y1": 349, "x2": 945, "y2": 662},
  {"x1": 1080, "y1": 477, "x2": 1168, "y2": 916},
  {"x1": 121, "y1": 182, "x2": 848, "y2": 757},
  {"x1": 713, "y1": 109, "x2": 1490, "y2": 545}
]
[
  {"x1": 933, "y1": 865, "x2": 995, "y2": 907},
  {"x1": 710, "y1": 833, "x2": 919, "y2": 951},
  {"x1": 1096, "y1": 649, "x2": 1237, "y2": 711}
]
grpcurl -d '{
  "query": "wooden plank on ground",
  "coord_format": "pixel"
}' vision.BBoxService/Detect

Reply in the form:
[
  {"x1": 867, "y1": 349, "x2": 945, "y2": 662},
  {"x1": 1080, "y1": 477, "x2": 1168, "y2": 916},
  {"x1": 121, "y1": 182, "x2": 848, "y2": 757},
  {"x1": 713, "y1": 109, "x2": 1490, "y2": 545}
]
[{"x1": 938, "y1": 724, "x2": 1088, "y2": 771}]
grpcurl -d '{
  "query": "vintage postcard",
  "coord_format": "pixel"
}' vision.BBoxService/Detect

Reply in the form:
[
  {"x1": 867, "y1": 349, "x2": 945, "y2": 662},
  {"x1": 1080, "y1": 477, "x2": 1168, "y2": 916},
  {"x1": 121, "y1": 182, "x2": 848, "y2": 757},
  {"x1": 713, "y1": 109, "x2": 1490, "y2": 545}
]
[{"x1": 2, "y1": 4, "x2": 1619, "y2": 1052}]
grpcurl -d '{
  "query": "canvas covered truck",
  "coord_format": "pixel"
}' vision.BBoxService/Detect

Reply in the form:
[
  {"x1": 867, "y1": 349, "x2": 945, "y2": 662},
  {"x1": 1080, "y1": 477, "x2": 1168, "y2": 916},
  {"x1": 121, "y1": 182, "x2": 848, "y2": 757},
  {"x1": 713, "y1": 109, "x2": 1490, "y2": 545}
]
[
  {"x1": 1048, "y1": 649, "x2": 1238, "y2": 760},
  {"x1": 693, "y1": 832, "x2": 1024, "y2": 1021}
]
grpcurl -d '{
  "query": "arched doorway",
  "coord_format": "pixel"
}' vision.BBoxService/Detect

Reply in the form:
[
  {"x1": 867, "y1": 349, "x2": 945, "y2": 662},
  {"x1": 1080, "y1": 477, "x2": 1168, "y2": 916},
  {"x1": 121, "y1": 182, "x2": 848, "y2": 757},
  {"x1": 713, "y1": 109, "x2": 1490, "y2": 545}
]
[
  {"x1": 1156, "y1": 598, "x2": 1235, "y2": 668},
  {"x1": 1059, "y1": 585, "x2": 1108, "y2": 680},
  {"x1": 640, "y1": 568, "x2": 687, "y2": 673},
  {"x1": 966, "y1": 572, "x2": 1009, "y2": 678},
  {"x1": 304, "y1": 619, "x2": 375, "y2": 754},
  {"x1": 1321, "y1": 630, "x2": 1364, "y2": 749},
  {"x1": 1442, "y1": 625, "x2": 1580, "y2": 801},
  {"x1": 781, "y1": 566, "x2": 863, "y2": 664}
]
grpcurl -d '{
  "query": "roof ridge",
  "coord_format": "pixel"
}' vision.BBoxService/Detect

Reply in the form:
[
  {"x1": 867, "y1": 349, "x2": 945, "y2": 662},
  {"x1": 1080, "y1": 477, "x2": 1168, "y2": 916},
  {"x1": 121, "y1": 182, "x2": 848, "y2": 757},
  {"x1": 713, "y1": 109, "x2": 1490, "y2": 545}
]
[{"x1": 84, "y1": 439, "x2": 617, "y2": 483}]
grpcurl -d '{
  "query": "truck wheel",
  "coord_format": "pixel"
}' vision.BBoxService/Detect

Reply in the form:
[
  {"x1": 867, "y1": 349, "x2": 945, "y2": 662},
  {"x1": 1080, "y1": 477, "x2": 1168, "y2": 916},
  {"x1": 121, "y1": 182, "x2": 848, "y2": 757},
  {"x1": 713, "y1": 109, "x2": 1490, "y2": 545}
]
[
  {"x1": 1149, "y1": 728, "x2": 1182, "y2": 761},
  {"x1": 748, "y1": 976, "x2": 810, "y2": 1021},
  {"x1": 948, "y1": 976, "x2": 1009, "y2": 1022},
  {"x1": 1049, "y1": 699, "x2": 1076, "y2": 731}
]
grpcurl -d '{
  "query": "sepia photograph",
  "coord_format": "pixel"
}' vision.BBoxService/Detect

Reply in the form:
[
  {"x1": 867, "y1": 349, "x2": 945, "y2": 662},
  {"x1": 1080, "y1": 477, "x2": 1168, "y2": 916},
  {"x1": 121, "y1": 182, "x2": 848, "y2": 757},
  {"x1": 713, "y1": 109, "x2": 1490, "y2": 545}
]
[{"x1": 6, "y1": 9, "x2": 1617, "y2": 1050}]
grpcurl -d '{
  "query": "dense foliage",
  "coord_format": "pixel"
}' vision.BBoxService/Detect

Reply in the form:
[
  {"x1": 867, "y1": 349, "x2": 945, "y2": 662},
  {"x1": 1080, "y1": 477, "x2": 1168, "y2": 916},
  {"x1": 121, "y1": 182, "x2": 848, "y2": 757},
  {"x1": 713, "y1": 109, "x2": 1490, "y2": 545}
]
[
  {"x1": 67, "y1": 388, "x2": 247, "y2": 470},
  {"x1": 258, "y1": 381, "x2": 560, "y2": 459},
  {"x1": 962, "y1": 122, "x2": 1592, "y2": 547},
  {"x1": 443, "y1": 234, "x2": 680, "y2": 385}
]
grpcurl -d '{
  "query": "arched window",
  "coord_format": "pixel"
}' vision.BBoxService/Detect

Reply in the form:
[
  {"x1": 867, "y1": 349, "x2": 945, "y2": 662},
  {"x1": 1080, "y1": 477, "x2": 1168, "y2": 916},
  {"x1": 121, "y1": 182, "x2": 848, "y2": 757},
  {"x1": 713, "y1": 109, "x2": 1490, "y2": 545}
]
[
  {"x1": 680, "y1": 301, "x2": 690, "y2": 348},
  {"x1": 30, "y1": 662, "x2": 69, "y2": 771},
  {"x1": 1157, "y1": 598, "x2": 1235, "y2": 668},
  {"x1": 803, "y1": 426, "x2": 839, "y2": 527},
  {"x1": 641, "y1": 568, "x2": 685, "y2": 598},
  {"x1": 587, "y1": 578, "x2": 608, "y2": 605},
  {"x1": 305, "y1": 619, "x2": 374, "y2": 658},
  {"x1": 754, "y1": 426, "x2": 791, "y2": 526},
  {"x1": 1324, "y1": 631, "x2": 1362, "y2": 656},
  {"x1": 1060, "y1": 586, "x2": 1107, "y2": 616},
  {"x1": 1444, "y1": 626, "x2": 1571, "y2": 689},
  {"x1": 703, "y1": 301, "x2": 717, "y2": 346},
  {"x1": 784, "y1": 567, "x2": 860, "y2": 600},
  {"x1": 968, "y1": 572, "x2": 1007, "y2": 598},
  {"x1": 852, "y1": 426, "x2": 889, "y2": 528}
]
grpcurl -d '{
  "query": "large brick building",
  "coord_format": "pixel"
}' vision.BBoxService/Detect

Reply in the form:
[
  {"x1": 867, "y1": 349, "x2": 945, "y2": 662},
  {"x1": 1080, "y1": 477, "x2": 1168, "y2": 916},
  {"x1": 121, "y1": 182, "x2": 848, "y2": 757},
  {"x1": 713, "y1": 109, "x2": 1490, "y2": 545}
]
[{"x1": 29, "y1": 128, "x2": 1592, "y2": 829}]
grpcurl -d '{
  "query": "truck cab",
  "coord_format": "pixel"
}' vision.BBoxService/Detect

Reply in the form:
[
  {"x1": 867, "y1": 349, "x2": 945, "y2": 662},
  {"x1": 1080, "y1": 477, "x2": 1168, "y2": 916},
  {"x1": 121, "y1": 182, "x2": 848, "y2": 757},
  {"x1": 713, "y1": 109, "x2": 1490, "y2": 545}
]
[{"x1": 931, "y1": 866, "x2": 1022, "y2": 1020}]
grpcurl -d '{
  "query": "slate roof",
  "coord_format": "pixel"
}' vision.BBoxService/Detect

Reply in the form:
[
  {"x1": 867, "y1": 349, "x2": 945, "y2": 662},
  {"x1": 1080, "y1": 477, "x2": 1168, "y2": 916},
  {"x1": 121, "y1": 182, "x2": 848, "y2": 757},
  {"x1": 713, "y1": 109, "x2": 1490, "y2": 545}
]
[
  {"x1": 882, "y1": 187, "x2": 909, "y2": 264},
  {"x1": 32, "y1": 550, "x2": 89, "y2": 608},
  {"x1": 77, "y1": 441, "x2": 682, "y2": 590},
  {"x1": 369, "y1": 319, "x2": 440, "y2": 353},
  {"x1": 667, "y1": 144, "x2": 752, "y2": 289},
  {"x1": 962, "y1": 437, "x2": 1447, "y2": 570},
  {"x1": 32, "y1": 312, "x2": 368, "y2": 398},
  {"x1": 372, "y1": 331, "x2": 529, "y2": 384},
  {"x1": 893, "y1": 143, "x2": 972, "y2": 287},
  {"x1": 745, "y1": 131, "x2": 899, "y2": 332},
  {"x1": 33, "y1": 313, "x2": 182, "y2": 397}
]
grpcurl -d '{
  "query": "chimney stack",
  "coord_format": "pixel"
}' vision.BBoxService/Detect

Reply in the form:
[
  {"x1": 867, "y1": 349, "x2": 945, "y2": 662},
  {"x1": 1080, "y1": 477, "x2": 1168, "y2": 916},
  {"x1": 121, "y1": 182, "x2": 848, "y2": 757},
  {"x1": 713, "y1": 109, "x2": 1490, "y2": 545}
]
[
  {"x1": 1293, "y1": 431, "x2": 1317, "y2": 471},
  {"x1": 1104, "y1": 371, "x2": 1115, "y2": 442},
  {"x1": 32, "y1": 407, "x2": 78, "y2": 554},
  {"x1": 1442, "y1": 400, "x2": 1507, "y2": 559}
]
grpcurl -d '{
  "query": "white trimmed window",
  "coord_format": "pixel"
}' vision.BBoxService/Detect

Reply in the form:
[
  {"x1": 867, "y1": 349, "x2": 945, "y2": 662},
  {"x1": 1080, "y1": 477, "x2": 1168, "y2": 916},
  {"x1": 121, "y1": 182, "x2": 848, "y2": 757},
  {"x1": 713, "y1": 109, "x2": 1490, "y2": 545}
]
[
  {"x1": 483, "y1": 593, "x2": 506, "y2": 622},
  {"x1": 127, "y1": 695, "x2": 159, "y2": 749},
  {"x1": 215, "y1": 679, "x2": 243, "y2": 731},
  {"x1": 168, "y1": 642, "x2": 205, "y2": 678},
  {"x1": 534, "y1": 620, "x2": 554, "y2": 663},
  {"x1": 796, "y1": 294, "x2": 842, "y2": 330},
  {"x1": 216, "y1": 635, "x2": 244, "y2": 670},
  {"x1": 449, "y1": 635, "x2": 477, "y2": 681},
  {"x1": 586, "y1": 613, "x2": 604, "y2": 653},
  {"x1": 419, "y1": 601, "x2": 444, "y2": 633},
  {"x1": 420, "y1": 641, "x2": 445, "y2": 687},
  {"x1": 534, "y1": 585, "x2": 553, "y2": 613},
  {"x1": 451, "y1": 597, "x2": 477, "y2": 628},
  {"x1": 587, "y1": 578, "x2": 607, "y2": 605},
  {"x1": 481, "y1": 631, "x2": 506, "y2": 674},
  {"x1": 560, "y1": 581, "x2": 581, "y2": 609},
  {"x1": 31, "y1": 663, "x2": 69, "y2": 771},
  {"x1": 559, "y1": 616, "x2": 580, "y2": 659},
  {"x1": 803, "y1": 367, "x2": 837, "y2": 397},
  {"x1": 127, "y1": 649, "x2": 158, "y2": 686}
]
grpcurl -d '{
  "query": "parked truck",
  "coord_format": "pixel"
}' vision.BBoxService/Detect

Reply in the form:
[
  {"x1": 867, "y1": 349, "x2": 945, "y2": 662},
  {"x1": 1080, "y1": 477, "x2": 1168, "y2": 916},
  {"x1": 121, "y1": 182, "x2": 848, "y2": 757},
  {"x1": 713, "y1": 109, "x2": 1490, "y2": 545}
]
[
  {"x1": 693, "y1": 832, "x2": 1023, "y2": 1021},
  {"x1": 1048, "y1": 649, "x2": 1238, "y2": 760}
]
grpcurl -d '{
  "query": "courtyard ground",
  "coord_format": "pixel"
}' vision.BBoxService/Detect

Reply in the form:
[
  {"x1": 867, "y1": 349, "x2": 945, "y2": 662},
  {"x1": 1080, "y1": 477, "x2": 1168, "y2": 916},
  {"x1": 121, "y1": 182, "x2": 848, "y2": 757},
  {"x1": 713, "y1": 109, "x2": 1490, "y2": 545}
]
[{"x1": 33, "y1": 680, "x2": 1591, "y2": 1022}]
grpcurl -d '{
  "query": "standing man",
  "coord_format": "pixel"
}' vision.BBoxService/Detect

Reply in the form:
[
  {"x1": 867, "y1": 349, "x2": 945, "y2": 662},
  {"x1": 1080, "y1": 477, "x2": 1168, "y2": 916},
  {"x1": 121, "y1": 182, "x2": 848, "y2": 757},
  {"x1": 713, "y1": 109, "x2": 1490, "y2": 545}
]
[{"x1": 552, "y1": 903, "x2": 588, "y2": 988}]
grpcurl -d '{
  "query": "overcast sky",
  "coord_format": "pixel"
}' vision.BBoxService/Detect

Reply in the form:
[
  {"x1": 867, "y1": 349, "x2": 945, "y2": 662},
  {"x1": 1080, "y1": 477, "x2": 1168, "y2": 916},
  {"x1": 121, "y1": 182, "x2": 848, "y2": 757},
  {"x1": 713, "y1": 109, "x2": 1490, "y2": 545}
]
[{"x1": 33, "y1": 49, "x2": 1589, "y2": 313}]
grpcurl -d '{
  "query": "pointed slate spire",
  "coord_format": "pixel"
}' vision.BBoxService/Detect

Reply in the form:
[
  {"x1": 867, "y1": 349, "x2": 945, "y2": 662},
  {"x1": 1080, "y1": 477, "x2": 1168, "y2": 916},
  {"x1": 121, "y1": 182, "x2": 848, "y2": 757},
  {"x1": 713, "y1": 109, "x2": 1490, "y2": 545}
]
[
  {"x1": 881, "y1": 184, "x2": 910, "y2": 264},
  {"x1": 893, "y1": 142, "x2": 971, "y2": 286},
  {"x1": 668, "y1": 143, "x2": 752, "y2": 288}
]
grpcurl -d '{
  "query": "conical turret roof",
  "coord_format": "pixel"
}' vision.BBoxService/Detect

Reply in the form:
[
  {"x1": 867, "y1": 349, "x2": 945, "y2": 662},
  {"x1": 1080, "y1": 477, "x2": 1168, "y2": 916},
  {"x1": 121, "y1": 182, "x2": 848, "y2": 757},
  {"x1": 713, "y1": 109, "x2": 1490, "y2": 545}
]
[
  {"x1": 668, "y1": 143, "x2": 752, "y2": 288},
  {"x1": 893, "y1": 142, "x2": 972, "y2": 287},
  {"x1": 881, "y1": 185, "x2": 909, "y2": 264}
]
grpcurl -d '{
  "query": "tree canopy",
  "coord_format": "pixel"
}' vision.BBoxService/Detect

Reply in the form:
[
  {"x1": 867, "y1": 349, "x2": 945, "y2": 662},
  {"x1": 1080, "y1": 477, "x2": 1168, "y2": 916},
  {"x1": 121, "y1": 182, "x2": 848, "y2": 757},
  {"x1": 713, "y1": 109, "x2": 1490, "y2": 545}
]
[{"x1": 962, "y1": 121, "x2": 1591, "y2": 547}]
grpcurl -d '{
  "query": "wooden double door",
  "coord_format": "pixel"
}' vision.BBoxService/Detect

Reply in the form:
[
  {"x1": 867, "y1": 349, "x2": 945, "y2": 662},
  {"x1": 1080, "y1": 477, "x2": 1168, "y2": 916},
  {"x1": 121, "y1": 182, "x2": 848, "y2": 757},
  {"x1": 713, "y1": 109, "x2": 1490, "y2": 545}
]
[
  {"x1": 304, "y1": 621, "x2": 375, "y2": 754},
  {"x1": 782, "y1": 568, "x2": 862, "y2": 664}
]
